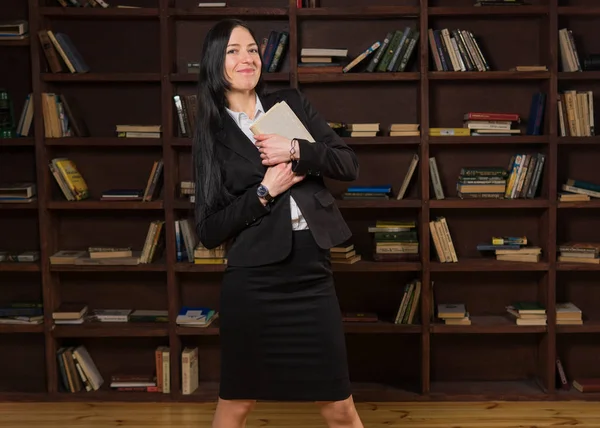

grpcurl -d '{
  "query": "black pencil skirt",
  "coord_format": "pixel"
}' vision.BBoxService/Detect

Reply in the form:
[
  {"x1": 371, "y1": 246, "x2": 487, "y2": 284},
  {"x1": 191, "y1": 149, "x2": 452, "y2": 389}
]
[{"x1": 218, "y1": 230, "x2": 351, "y2": 401}]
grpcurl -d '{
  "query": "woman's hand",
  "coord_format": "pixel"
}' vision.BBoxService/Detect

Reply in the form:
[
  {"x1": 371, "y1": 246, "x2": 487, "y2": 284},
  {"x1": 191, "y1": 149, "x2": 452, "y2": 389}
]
[
  {"x1": 255, "y1": 134, "x2": 299, "y2": 166},
  {"x1": 261, "y1": 162, "x2": 305, "y2": 198}
]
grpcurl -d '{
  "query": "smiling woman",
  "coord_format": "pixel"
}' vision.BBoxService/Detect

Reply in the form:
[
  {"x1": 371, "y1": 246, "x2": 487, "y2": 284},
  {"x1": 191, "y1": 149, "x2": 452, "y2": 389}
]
[
  {"x1": 224, "y1": 27, "x2": 262, "y2": 94},
  {"x1": 192, "y1": 18, "x2": 363, "y2": 428}
]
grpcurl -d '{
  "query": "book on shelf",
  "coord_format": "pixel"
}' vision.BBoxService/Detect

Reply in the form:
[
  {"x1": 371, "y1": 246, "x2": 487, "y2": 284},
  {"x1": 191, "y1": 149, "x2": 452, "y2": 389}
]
[
  {"x1": 49, "y1": 158, "x2": 90, "y2": 201},
  {"x1": 428, "y1": 28, "x2": 489, "y2": 72},
  {"x1": 394, "y1": 279, "x2": 421, "y2": 324},
  {"x1": 181, "y1": 347, "x2": 199, "y2": 395},
  {"x1": 557, "y1": 242, "x2": 600, "y2": 264},
  {"x1": 259, "y1": 30, "x2": 289, "y2": 73},
  {"x1": 558, "y1": 90, "x2": 594, "y2": 137},
  {"x1": 437, "y1": 303, "x2": 470, "y2": 325},
  {"x1": 559, "y1": 28, "x2": 581, "y2": 72},
  {"x1": 429, "y1": 217, "x2": 457, "y2": 263},
  {"x1": 0, "y1": 182, "x2": 36, "y2": 203}
]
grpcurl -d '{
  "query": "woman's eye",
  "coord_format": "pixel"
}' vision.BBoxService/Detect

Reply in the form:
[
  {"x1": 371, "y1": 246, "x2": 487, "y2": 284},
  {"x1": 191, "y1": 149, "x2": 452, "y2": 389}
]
[{"x1": 227, "y1": 49, "x2": 237, "y2": 54}]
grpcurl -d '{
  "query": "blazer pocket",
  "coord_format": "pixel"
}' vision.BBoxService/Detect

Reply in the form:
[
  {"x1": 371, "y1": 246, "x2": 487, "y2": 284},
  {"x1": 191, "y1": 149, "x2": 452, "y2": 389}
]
[{"x1": 314, "y1": 188, "x2": 335, "y2": 207}]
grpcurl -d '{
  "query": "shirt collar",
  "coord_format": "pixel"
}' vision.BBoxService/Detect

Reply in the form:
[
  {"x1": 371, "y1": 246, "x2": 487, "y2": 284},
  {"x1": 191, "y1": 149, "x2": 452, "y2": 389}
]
[{"x1": 225, "y1": 93, "x2": 264, "y2": 126}]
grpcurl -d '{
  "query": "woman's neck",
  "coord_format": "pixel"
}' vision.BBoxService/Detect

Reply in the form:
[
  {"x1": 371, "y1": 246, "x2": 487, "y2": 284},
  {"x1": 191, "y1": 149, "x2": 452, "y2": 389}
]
[{"x1": 226, "y1": 90, "x2": 257, "y2": 119}]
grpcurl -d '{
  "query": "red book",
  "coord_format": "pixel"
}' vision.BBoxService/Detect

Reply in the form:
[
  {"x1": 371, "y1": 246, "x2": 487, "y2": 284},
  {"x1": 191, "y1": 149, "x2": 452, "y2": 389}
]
[
  {"x1": 573, "y1": 378, "x2": 600, "y2": 393},
  {"x1": 463, "y1": 112, "x2": 520, "y2": 122}
]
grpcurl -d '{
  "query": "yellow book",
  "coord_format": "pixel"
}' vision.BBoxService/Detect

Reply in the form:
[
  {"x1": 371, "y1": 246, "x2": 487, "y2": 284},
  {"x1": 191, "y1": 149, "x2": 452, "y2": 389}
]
[
  {"x1": 194, "y1": 258, "x2": 227, "y2": 264},
  {"x1": 53, "y1": 158, "x2": 89, "y2": 200},
  {"x1": 430, "y1": 128, "x2": 471, "y2": 136}
]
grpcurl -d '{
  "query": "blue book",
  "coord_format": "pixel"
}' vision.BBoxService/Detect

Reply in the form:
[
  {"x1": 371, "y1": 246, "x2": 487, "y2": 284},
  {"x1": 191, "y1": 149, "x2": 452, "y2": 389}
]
[{"x1": 347, "y1": 185, "x2": 392, "y2": 193}]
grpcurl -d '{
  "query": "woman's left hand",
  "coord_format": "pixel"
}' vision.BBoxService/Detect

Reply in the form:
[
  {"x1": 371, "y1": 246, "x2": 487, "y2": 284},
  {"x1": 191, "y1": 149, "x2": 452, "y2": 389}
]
[{"x1": 254, "y1": 134, "x2": 298, "y2": 166}]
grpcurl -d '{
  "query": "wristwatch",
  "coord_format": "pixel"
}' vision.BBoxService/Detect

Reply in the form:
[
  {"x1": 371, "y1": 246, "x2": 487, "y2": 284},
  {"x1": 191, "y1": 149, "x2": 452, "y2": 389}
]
[{"x1": 257, "y1": 184, "x2": 274, "y2": 203}]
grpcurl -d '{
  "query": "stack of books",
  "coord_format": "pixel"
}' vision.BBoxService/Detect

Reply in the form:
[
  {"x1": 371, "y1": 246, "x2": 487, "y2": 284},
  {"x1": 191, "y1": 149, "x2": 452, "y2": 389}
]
[
  {"x1": 369, "y1": 220, "x2": 419, "y2": 262},
  {"x1": 116, "y1": 124, "x2": 161, "y2": 139},
  {"x1": 506, "y1": 302, "x2": 546, "y2": 326},
  {"x1": 462, "y1": 112, "x2": 521, "y2": 136},
  {"x1": 193, "y1": 243, "x2": 227, "y2": 265},
  {"x1": 389, "y1": 123, "x2": 419, "y2": 137},
  {"x1": 341, "y1": 184, "x2": 392, "y2": 200},
  {"x1": 476, "y1": 236, "x2": 542, "y2": 263},
  {"x1": 53, "y1": 302, "x2": 88, "y2": 325},
  {"x1": 437, "y1": 303, "x2": 470, "y2": 325},
  {"x1": 0, "y1": 182, "x2": 36, "y2": 204},
  {"x1": 343, "y1": 123, "x2": 380, "y2": 137},
  {"x1": 558, "y1": 242, "x2": 600, "y2": 264},
  {"x1": 456, "y1": 166, "x2": 508, "y2": 199},
  {"x1": 504, "y1": 153, "x2": 546, "y2": 199},
  {"x1": 561, "y1": 178, "x2": 600, "y2": 200},
  {"x1": 0, "y1": 302, "x2": 43, "y2": 325},
  {"x1": 176, "y1": 307, "x2": 218, "y2": 328},
  {"x1": 556, "y1": 302, "x2": 583, "y2": 325},
  {"x1": 298, "y1": 47, "x2": 347, "y2": 73},
  {"x1": 330, "y1": 243, "x2": 360, "y2": 265}
]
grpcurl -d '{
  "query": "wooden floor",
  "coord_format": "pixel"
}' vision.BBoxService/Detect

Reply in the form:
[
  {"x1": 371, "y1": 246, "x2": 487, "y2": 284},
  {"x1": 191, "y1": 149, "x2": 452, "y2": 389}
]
[{"x1": 2, "y1": 401, "x2": 600, "y2": 427}]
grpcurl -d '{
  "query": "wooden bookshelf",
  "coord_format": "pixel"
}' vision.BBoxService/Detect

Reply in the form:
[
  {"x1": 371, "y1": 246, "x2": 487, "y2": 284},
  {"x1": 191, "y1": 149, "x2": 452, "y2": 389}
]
[{"x1": 2, "y1": 0, "x2": 600, "y2": 403}]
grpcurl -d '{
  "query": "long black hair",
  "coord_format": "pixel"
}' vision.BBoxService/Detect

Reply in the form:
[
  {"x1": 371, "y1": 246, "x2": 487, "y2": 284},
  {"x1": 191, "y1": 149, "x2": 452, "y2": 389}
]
[{"x1": 193, "y1": 19, "x2": 266, "y2": 228}]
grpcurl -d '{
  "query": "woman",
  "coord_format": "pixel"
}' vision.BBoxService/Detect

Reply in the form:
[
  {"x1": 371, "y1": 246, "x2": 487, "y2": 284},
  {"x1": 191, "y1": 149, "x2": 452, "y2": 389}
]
[{"x1": 193, "y1": 18, "x2": 364, "y2": 428}]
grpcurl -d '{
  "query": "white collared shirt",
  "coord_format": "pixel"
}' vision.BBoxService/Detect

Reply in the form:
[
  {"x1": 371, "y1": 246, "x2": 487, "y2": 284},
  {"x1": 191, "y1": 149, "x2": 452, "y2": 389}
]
[{"x1": 225, "y1": 94, "x2": 308, "y2": 231}]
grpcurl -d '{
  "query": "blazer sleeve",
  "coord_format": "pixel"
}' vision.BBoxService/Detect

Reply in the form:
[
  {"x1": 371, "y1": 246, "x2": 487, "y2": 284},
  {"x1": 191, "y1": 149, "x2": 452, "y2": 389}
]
[
  {"x1": 291, "y1": 89, "x2": 359, "y2": 181},
  {"x1": 196, "y1": 183, "x2": 270, "y2": 249}
]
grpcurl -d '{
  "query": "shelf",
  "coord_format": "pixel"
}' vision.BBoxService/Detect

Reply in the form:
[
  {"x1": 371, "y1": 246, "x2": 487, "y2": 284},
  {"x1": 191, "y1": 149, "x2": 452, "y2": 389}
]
[
  {"x1": 557, "y1": 320, "x2": 600, "y2": 334},
  {"x1": 332, "y1": 260, "x2": 422, "y2": 272},
  {"x1": 297, "y1": 6, "x2": 419, "y2": 19},
  {"x1": 50, "y1": 263, "x2": 166, "y2": 272},
  {"x1": 558, "y1": 7, "x2": 600, "y2": 16},
  {"x1": 45, "y1": 137, "x2": 162, "y2": 147},
  {"x1": 171, "y1": 72, "x2": 290, "y2": 82},
  {"x1": 429, "y1": 136, "x2": 548, "y2": 145},
  {"x1": 41, "y1": 73, "x2": 161, "y2": 82},
  {"x1": 430, "y1": 259, "x2": 549, "y2": 272},
  {"x1": 0, "y1": 324, "x2": 44, "y2": 334},
  {"x1": 343, "y1": 321, "x2": 421, "y2": 334},
  {"x1": 558, "y1": 200, "x2": 600, "y2": 209},
  {"x1": 173, "y1": 199, "x2": 422, "y2": 210},
  {"x1": 429, "y1": 198, "x2": 549, "y2": 209},
  {"x1": 431, "y1": 315, "x2": 546, "y2": 334},
  {"x1": 343, "y1": 137, "x2": 420, "y2": 146},
  {"x1": 176, "y1": 320, "x2": 421, "y2": 335},
  {"x1": 558, "y1": 136, "x2": 600, "y2": 145},
  {"x1": 175, "y1": 263, "x2": 226, "y2": 273},
  {"x1": 0, "y1": 201, "x2": 37, "y2": 210},
  {"x1": 298, "y1": 72, "x2": 419, "y2": 83},
  {"x1": 40, "y1": 6, "x2": 159, "y2": 18},
  {"x1": 52, "y1": 323, "x2": 168, "y2": 337},
  {"x1": 428, "y1": 6, "x2": 548, "y2": 16},
  {"x1": 558, "y1": 71, "x2": 600, "y2": 80},
  {"x1": 336, "y1": 199, "x2": 421, "y2": 209},
  {"x1": 429, "y1": 380, "x2": 547, "y2": 400},
  {"x1": 0, "y1": 138, "x2": 34, "y2": 147},
  {"x1": 429, "y1": 71, "x2": 550, "y2": 80},
  {"x1": 171, "y1": 7, "x2": 287, "y2": 19},
  {"x1": 0, "y1": 263, "x2": 40, "y2": 272},
  {"x1": 175, "y1": 260, "x2": 422, "y2": 273},
  {"x1": 556, "y1": 262, "x2": 600, "y2": 271},
  {"x1": 170, "y1": 136, "x2": 421, "y2": 147},
  {"x1": 0, "y1": 39, "x2": 29, "y2": 47},
  {"x1": 47, "y1": 200, "x2": 163, "y2": 210}
]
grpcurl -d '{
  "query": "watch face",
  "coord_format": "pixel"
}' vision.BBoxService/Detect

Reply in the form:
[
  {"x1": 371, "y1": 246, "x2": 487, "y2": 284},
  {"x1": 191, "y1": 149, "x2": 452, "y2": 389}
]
[{"x1": 257, "y1": 185, "x2": 268, "y2": 197}]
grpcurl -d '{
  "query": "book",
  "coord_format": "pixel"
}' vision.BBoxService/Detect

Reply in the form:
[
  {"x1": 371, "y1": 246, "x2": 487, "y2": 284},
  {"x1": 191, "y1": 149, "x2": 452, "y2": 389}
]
[{"x1": 249, "y1": 100, "x2": 315, "y2": 143}]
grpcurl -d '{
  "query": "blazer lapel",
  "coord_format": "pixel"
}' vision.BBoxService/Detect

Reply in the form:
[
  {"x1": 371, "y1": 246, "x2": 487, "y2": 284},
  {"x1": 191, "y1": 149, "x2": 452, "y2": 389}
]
[
  {"x1": 217, "y1": 91, "x2": 279, "y2": 171},
  {"x1": 219, "y1": 112, "x2": 263, "y2": 169}
]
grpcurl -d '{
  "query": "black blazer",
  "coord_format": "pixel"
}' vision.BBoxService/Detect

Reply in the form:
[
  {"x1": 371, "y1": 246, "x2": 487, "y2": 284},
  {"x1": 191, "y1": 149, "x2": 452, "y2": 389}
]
[{"x1": 196, "y1": 88, "x2": 359, "y2": 267}]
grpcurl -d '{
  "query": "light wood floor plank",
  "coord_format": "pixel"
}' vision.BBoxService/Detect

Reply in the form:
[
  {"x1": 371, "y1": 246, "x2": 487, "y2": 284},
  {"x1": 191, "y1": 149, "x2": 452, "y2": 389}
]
[{"x1": 1, "y1": 401, "x2": 600, "y2": 427}]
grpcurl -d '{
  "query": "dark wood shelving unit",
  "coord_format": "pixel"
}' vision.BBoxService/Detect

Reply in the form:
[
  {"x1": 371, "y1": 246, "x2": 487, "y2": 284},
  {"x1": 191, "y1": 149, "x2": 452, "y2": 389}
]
[{"x1": 1, "y1": 0, "x2": 599, "y2": 403}]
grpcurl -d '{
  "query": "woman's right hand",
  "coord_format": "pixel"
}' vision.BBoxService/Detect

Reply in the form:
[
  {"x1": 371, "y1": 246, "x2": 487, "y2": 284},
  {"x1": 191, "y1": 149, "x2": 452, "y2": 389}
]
[{"x1": 261, "y1": 162, "x2": 305, "y2": 198}]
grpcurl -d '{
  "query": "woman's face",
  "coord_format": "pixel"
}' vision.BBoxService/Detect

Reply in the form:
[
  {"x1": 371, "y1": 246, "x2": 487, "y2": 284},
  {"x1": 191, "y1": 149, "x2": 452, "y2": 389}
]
[{"x1": 224, "y1": 26, "x2": 261, "y2": 92}]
